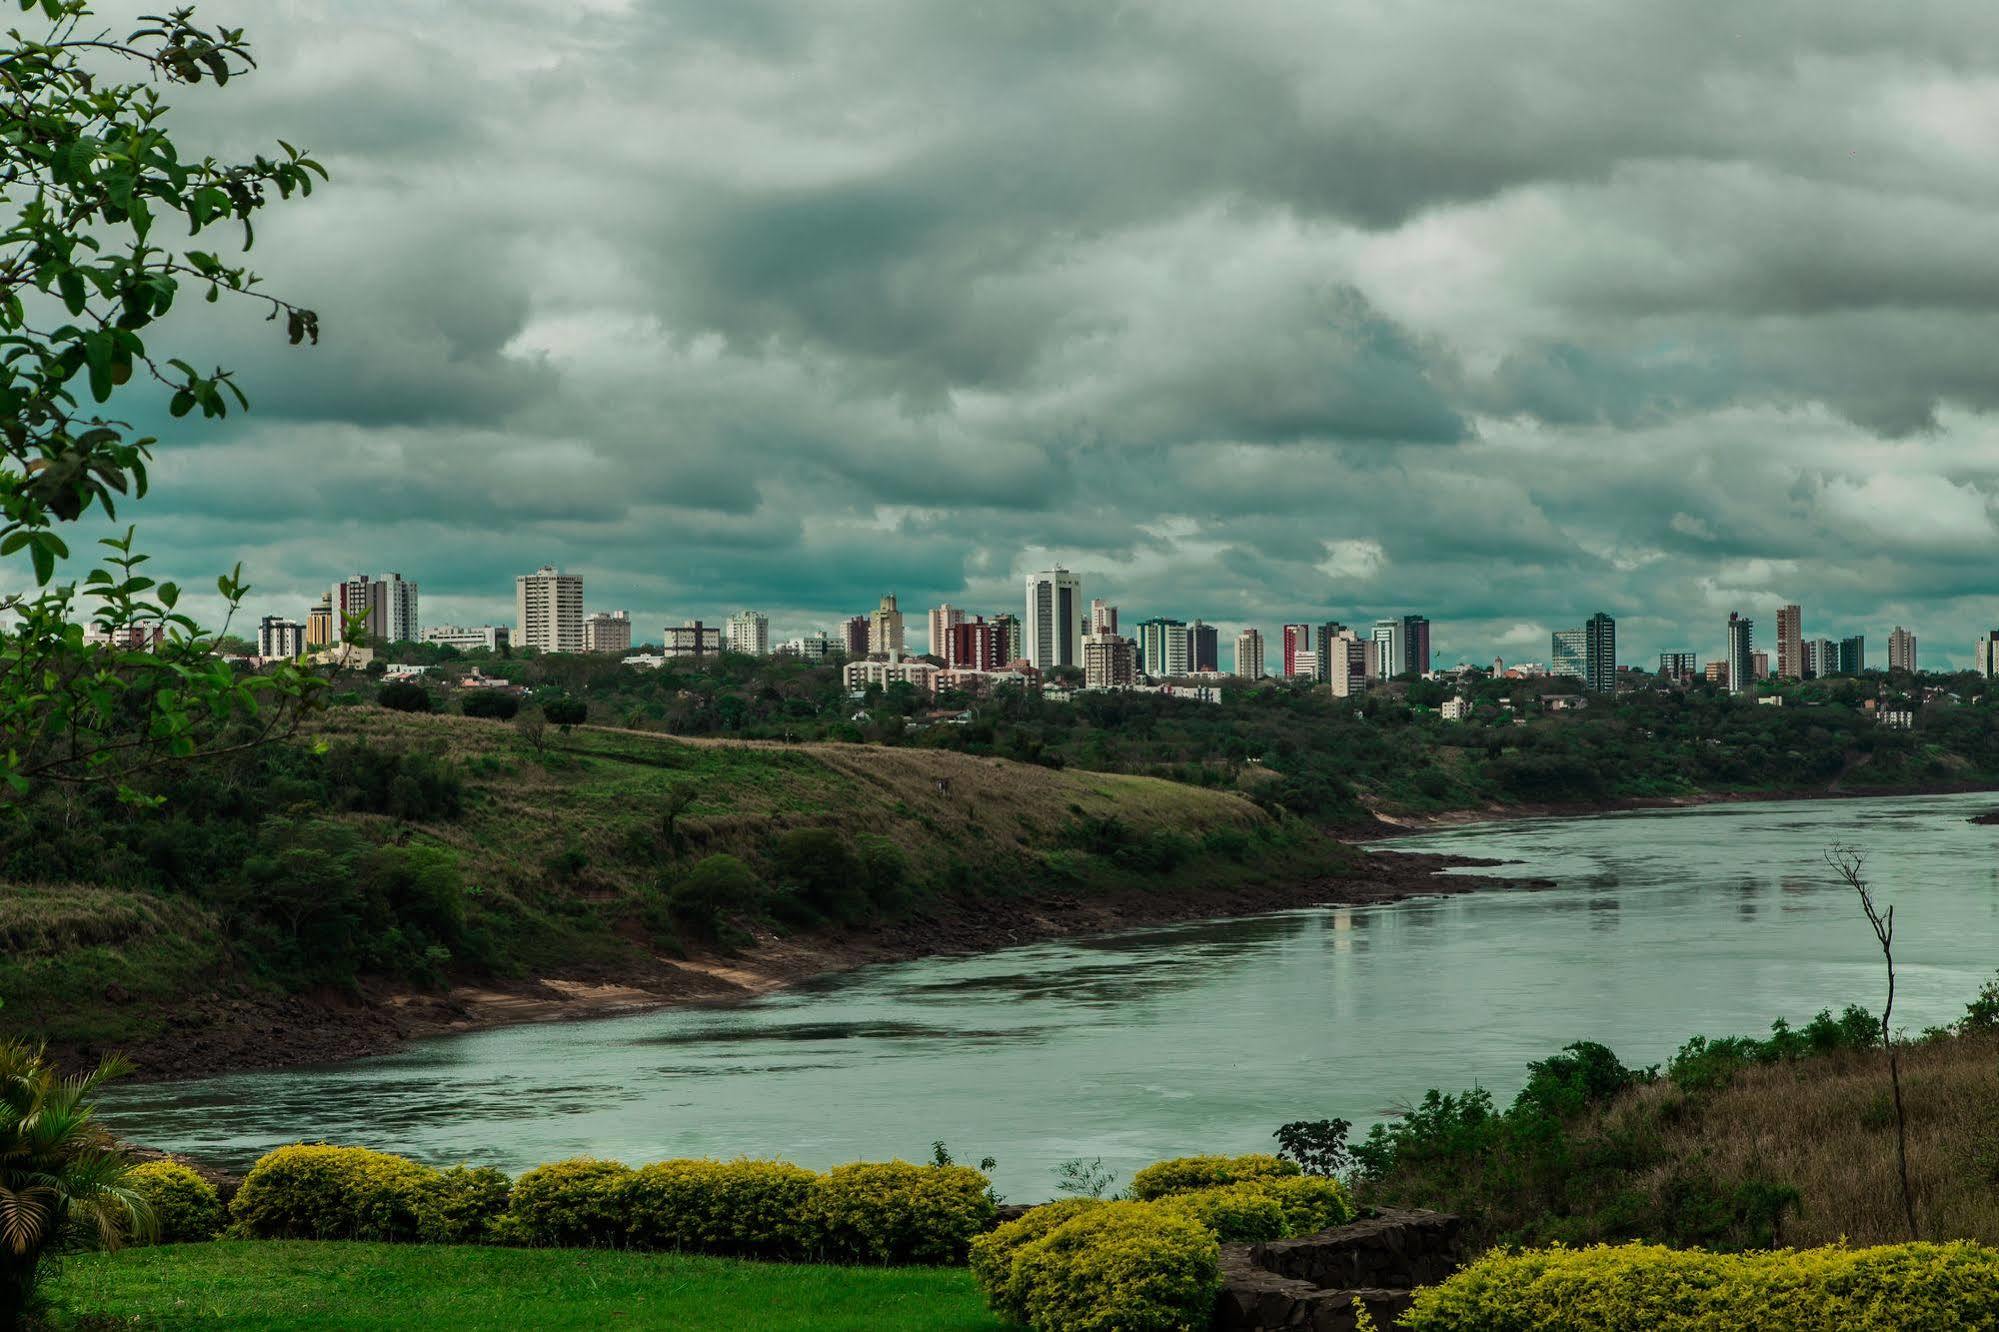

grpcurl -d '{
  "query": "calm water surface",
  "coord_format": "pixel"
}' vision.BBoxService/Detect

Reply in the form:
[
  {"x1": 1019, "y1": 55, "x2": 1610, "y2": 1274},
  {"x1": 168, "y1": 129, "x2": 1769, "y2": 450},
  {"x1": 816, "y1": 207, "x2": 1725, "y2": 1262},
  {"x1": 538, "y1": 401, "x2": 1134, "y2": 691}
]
[{"x1": 102, "y1": 793, "x2": 1999, "y2": 1199}]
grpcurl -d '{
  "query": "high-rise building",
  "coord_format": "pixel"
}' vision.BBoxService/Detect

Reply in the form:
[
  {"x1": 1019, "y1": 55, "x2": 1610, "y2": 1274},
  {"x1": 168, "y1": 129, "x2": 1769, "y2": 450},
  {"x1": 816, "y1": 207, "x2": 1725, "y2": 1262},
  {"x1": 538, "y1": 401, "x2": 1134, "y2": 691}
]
[
  {"x1": 947, "y1": 618, "x2": 1001, "y2": 671},
  {"x1": 1327, "y1": 628, "x2": 1368, "y2": 698},
  {"x1": 1888, "y1": 626, "x2": 1917, "y2": 673},
  {"x1": 1089, "y1": 599, "x2": 1118, "y2": 637},
  {"x1": 1551, "y1": 628, "x2": 1586, "y2": 681},
  {"x1": 839, "y1": 615, "x2": 870, "y2": 658},
  {"x1": 1976, "y1": 631, "x2": 1999, "y2": 679},
  {"x1": 305, "y1": 594, "x2": 334, "y2": 649},
  {"x1": 1282, "y1": 623, "x2": 1317, "y2": 680},
  {"x1": 515, "y1": 566, "x2": 584, "y2": 654},
  {"x1": 1776, "y1": 603, "x2": 1804, "y2": 680},
  {"x1": 1313, "y1": 621, "x2": 1348, "y2": 681},
  {"x1": 424, "y1": 624, "x2": 509, "y2": 652},
  {"x1": 662, "y1": 621, "x2": 722, "y2": 659},
  {"x1": 1804, "y1": 636, "x2": 1838, "y2": 679},
  {"x1": 1137, "y1": 617, "x2": 1190, "y2": 679},
  {"x1": 1753, "y1": 651, "x2": 1771, "y2": 680},
  {"x1": 868, "y1": 595, "x2": 904, "y2": 656},
  {"x1": 1371, "y1": 619, "x2": 1406, "y2": 681},
  {"x1": 1659, "y1": 652, "x2": 1698, "y2": 681},
  {"x1": 1188, "y1": 620, "x2": 1219, "y2": 672},
  {"x1": 332, "y1": 572, "x2": 419, "y2": 644},
  {"x1": 1083, "y1": 633, "x2": 1138, "y2": 689},
  {"x1": 1705, "y1": 660, "x2": 1730, "y2": 687},
  {"x1": 1584, "y1": 612, "x2": 1616, "y2": 694},
  {"x1": 1726, "y1": 613, "x2": 1755, "y2": 696},
  {"x1": 1234, "y1": 628, "x2": 1265, "y2": 679},
  {"x1": 256, "y1": 615, "x2": 304, "y2": 660},
  {"x1": 991, "y1": 613, "x2": 1023, "y2": 665},
  {"x1": 723, "y1": 610, "x2": 770, "y2": 656},
  {"x1": 1025, "y1": 569, "x2": 1081, "y2": 670},
  {"x1": 584, "y1": 610, "x2": 633, "y2": 655},
  {"x1": 776, "y1": 632, "x2": 834, "y2": 659},
  {"x1": 1837, "y1": 635, "x2": 1865, "y2": 675},
  {"x1": 928, "y1": 604, "x2": 965, "y2": 657},
  {"x1": 1402, "y1": 615, "x2": 1431, "y2": 676}
]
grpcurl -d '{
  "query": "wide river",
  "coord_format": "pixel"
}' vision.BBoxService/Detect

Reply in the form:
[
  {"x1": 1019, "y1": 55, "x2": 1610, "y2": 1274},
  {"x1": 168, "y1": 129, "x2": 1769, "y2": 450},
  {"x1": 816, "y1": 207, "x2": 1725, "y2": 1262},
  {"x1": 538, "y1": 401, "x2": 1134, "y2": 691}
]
[{"x1": 103, "y1": 793, "x2": 1999, "y2": 1200}]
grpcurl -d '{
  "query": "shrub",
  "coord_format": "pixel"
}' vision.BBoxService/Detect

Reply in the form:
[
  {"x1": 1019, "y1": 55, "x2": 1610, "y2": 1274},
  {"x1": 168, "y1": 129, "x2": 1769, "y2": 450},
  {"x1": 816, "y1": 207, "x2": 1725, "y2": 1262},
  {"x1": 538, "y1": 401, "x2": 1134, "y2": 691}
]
[
  {"x1": 376, "y1": 680, "x2": 433, "y2": 713},
  {"x1": 126, "y1": 1160, "x2": 222, "y2": 1243},
  {"x1": 230, "y1": 1145, "x2": 438, "y2": 1241},
  {"x1": 807, "y1": 1161, "x2": 997, "y2": 1264},
  {"x1": 1402, "y1": 1240, "x2": 1999, "y2": 1332},
  {"x1": 668, "y1": 854, "x2": 764, "y2": 937},
  {"x1": 460, "y1": 691, "x2": 520, "y2": 721},
  {"x1": 493, "y1": 1158, "x2": 633, "y2": 1247},
  {"x1": 969, "y1": 1199, "x2": 1106, "y2": 1324},
  {"x1": 1009, "y1": 1201, "x2": 1222, "y2": 1332},
  {"x1": 1252, "y1": 1174, "x2": 1355, "y2": 1235},
  {"x1": 543, "y1": 696, "x2": 588, "y2": 728},
  {"x1": 1153, "y1": 1183, "x2": 1289, "y2": 1242},
  {"x1": 624, "y1": 1159, "x2": 817, "y2": 1258},
  {"x1": 1128, "y1": 1153, "x2": 1300, "y2": 1201},
  {"x1": 413, "y1": 1165, "x2": 511, "y2": 1244}
]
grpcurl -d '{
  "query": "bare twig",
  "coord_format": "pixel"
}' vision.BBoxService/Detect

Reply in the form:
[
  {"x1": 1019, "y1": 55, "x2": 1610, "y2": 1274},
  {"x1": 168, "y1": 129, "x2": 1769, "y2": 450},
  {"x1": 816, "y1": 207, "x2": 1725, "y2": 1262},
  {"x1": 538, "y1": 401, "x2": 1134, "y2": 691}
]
[{"x1": 1826, "y1": 844, "x2": 1918, "y2": 1240}]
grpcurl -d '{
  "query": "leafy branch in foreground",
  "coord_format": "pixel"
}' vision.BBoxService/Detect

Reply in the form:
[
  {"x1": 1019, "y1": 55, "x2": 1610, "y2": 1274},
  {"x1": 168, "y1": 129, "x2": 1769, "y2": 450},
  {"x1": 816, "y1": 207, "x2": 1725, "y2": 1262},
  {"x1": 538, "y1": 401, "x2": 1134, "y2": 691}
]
[{"x1": 0, "y1": 0, "x2": 327, "y2": 800}]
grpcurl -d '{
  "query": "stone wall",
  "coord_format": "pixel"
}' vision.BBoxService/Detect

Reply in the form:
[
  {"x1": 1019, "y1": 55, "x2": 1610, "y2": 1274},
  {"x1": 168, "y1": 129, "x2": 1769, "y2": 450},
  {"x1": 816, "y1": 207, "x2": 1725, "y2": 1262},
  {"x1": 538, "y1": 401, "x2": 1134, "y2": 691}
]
[{"x1": 1214, "y1": 1207, "x2": 1464, "y2": 1331}]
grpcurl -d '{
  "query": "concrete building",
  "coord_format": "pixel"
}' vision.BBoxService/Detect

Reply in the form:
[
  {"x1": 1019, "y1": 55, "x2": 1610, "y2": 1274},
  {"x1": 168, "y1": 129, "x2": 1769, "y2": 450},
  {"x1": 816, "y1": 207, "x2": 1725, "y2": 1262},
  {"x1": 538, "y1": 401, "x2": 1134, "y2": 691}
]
[
  {"x1": 333, "y1": 572, "x2": 420, "y2": 644},
  {"x1": 1188, "y1": 620, "x2": 1219, "y2": 673},
  {"x1": 1705, "y1": 659, "x2": 1730, "y2": 687},
  {"x1": 305, "y1": 594, "x2": 334, "y2": 649},
  {"x1": 1584, "y1": 612, "x2": 1616, "y2": 694},
  {"x1": 423, "y1": 624, "x2": 510, "y2": 653},
  {"x1": 1089, "y1": 599, "x2": 1118, "y2": 637},
  {"x1": 946, "y1": 618, "x2": 1001, "y2": 671},
  {"x1": 1753, "y1": 651, "x2": 1771, "y2": 680},
  {"x1": 662, "y1": 621, "x2": 722, "y2": 659},
  {"x1": 1888, "y1": 626, "x2": 1918, "y2": 673},
  {"x1": 1838, "y1": 636, "x2": 1866, "y2": 675},
  {"x1": 1282, "y1": 623, "x2": 1317, "y2": 680},
  {"x1": 1371, "y1": 619, "x2": 1406, "y2": 681},
  {"x1": 1025, "y1": 568, "x2": 1081, "y2": 670},
  {"x1": 776, "y1": 632, "x2": 835, "y2": 659},
  {"x1": 843, "y1": 654, "x2": 939, "y2": 693},
  {"x1": 1726, "y1": 613, "x2": 1755, "y2": 695},
  {"x1": 1137, "y1": 617, "x2": 1190, "y2": 679},
  {"x1": 928, "y1": 604, "x2": 965, "y2": 657},
  {"x1": 1327, "y1": 628, "x2": 1368, "y2": 698},
  {"x1": 1235, "y1": 627, "x2": 1265, "y2": 680},
  {"x1": 256, "y1": 615, "x2": 305, "y2": 660},
  {"x1": 1402, "y1": 615, "x2": 1431, "y2": 675},
  {"x1": 1976, "y1": 631, "x2": 1999, "y2": 679},
  {"x1": 1440, "y1": 696, "x2": 1473, "y2": 722},
  {"x1": 515, "y1": 566, "x2": 584, "y2": 654},
  {"x1": 868, "y1": 595, "x2": 905, "y2": 656},
  {"x1": 583, "y1": 611, "x2": 633, "y2": 655},
  {"x1": 1551, "y1": 628, "x2": 1586, "y2": 681},
  {"x1": 839, "y1": 615, "x2": 870, "y2": 658},
  {"x1": 1083, "y1": 633, "x2": 1138, "y2": 690},
  {"x1": 1659, "y1": 652, "x2": 1698, "y2": 681},
  {"x1": 990, "y1": 613, "x2": 1023, "y2": 667},
  {"x1": 1776, "y1": 603, "x2": 1804, "y2": 680},
  {"x1": 723, "y1": 610, "x2": 769, "y2": 657},
  {"x1": 1804, "y1": 636, "x2": 1839, "y2": 679}
]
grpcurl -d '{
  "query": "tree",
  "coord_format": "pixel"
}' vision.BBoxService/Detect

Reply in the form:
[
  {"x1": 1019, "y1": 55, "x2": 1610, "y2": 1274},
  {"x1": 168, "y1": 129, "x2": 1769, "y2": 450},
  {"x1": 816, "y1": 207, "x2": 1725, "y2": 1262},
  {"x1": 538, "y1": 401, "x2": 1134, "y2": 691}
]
[
  {"x1": 375, "y1": 679, "x2": 432, "y2": 713},
  {"x1": 459, "y1": 690, "x2": 519, "y2": 721},
  {"x1": 1827, "y1": 844, "x2": 1918, "y2": 1240},
  {"x1": 0, "y1": 1040, "x2": 150, "y2": 1326},
  {"x1": 542, "y1": 696, "x2": 587, "y2": 729},
  {"x1": 0, "y1": 0, "x2": 326, "y2": 803}
]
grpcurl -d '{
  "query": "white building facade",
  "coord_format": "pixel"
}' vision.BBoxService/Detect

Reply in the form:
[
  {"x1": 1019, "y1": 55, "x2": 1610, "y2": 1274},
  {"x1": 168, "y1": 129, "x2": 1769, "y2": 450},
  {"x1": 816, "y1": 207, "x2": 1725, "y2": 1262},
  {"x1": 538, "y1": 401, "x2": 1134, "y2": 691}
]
[{"x1": 516, "y1": 566, "x2": 584, "y2": 653}]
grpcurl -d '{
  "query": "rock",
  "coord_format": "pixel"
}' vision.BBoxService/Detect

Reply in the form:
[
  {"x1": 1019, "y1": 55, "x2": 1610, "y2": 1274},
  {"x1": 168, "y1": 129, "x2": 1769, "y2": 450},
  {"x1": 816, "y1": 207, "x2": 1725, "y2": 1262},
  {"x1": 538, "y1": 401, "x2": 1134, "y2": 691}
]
[{"x1": 1214, "y1": 1207, "x2": 1464, "y2": 1331}]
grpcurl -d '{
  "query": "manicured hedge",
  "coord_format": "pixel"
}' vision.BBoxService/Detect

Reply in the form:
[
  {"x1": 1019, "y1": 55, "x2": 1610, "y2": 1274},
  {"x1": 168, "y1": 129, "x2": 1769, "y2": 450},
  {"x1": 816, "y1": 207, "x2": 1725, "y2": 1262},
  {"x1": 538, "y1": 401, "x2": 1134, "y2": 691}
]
[
  {"x1": 126, "y1": 1160, "x2": 223, "y2": 1243},
  {"x1": 1008, "y1": 1201, "x2": 1222, "y2": 1332},
  {"x1": 969, "y1": 1199, "x2": 1107, "y2": 1324},
  {"x1": 230, "y1": 1145, "x2": 442, "y2": 1241},
  {"x1": 1403, "y1": 1240, "x2": 1999, "y2": 1332},
  {"x1": 1127, "y1": 1153, "x2": 1300, "y2": 1201},
  {"x1": 493, "y1": 1158, "x2": 633, "y2": 1248},
  {"x1": 807, "y1": 1161, "x2": 996, "y2": 1264},
  {"x1": 624, "y1": 1158, "x2": 817, "y2": 1258}
]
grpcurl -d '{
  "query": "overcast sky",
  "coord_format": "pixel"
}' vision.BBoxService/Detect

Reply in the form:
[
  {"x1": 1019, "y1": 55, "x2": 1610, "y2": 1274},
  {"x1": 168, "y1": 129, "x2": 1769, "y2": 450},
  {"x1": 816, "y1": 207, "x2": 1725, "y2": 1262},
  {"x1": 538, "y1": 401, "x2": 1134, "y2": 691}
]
[{"x1": 76, "y1": 0, "x2": 1999, "y2": 667}]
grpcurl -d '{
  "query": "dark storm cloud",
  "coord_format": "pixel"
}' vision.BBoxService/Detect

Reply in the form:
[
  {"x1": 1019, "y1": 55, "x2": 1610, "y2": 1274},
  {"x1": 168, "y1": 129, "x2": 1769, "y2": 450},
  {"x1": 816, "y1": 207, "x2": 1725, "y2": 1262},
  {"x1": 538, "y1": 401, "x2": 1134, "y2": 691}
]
[{"x1": 58, "y1": 0, "x2": 1999, "y2": 666}]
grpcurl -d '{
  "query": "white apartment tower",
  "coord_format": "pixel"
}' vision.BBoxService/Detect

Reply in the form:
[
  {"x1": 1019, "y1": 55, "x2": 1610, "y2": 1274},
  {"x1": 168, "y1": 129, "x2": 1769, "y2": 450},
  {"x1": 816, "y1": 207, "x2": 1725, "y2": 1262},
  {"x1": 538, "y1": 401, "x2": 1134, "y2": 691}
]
[
  {"x1": 868, "y1": 595, "x2": 905, "y2": 655},
  {"x1": 1235, "y1": 628, "x2": 1265, "y2": 679},
  {"x1": 331, "y1": 571, "x2": 419, "y2": 644},
  {"x1": 927, "y1": 604, "x2": 964, "y2": 658},
  {"x1": 256, "y1": 615, "x2": 305, "y2": 660},
  {"x1": 516, "y1": 565, "x2": 584, "y2": 654},
  {"x1": 1327, "y1": 628, "x2": 1368, "y2": 698},
  {"x1": 725, "y1": 610, "x2": 771, "y2": 656},
  {"x1": 1888, "y1": 626, "x2": 1918, "y2": 673},
  {"x1": 1025, "y1": 568, "x2": 1082, "y2": 670}
]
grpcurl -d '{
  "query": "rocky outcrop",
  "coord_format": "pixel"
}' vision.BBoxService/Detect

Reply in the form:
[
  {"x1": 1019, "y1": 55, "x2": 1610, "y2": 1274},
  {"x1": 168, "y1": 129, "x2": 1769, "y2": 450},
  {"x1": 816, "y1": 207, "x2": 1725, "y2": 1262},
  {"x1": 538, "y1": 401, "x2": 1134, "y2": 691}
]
[{"x1": 1214, "y1": 1207, "x2": 1463, "y2": 1331}]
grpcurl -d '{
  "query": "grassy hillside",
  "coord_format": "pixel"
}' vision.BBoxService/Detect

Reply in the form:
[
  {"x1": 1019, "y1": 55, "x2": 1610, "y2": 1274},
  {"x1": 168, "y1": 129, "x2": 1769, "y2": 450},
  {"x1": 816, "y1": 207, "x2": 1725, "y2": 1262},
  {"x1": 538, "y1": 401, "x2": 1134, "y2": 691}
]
[
  {"x1": 2, "y1": 710, "x2": 1341, "y2": 1061},
  {"x1": 40, "y1": 1241, "x2": 1000, "y2": 1331}
]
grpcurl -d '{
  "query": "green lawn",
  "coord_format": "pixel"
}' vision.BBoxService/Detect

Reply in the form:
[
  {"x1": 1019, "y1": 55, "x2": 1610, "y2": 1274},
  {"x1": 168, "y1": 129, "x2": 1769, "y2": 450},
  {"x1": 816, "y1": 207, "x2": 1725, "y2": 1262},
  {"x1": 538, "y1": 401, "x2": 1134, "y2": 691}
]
[{"x1": 41, "y1": 1241, "x2": 1007, "y2": 1331}]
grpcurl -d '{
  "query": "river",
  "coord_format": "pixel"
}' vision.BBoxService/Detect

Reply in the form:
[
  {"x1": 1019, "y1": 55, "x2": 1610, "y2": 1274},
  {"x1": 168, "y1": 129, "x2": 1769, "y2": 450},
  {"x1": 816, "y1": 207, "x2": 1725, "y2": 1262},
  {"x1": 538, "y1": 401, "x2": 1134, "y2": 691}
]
[{"x1": 102, "y1": 792, "x2": 1999, "y2": 1201}]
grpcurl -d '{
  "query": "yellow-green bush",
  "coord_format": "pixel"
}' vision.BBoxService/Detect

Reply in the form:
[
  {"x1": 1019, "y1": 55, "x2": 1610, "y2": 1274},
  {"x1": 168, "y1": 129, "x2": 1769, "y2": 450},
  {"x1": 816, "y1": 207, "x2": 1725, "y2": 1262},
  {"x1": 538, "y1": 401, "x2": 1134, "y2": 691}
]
[
  {"x1": 1250, "y1": 1174, "x2": 1354, "y2": 1235},
  {"x1": 969, "y1": 1199, "x2": 1107, "y2": 1323},
  {"x1": 126, "y1": 1160, "x2": 223, "y2": 1243},
  {"x1": 1127, "y1": 1153, "x2": 1299, "y2": 1201},
  {"x1": 492, "y1": 1157, "x2": 633, "y2": 1248},
  {"x1": 806, "y1": 1161, "x2": 996, "y2": 1264},
  {"x1": 1403, "y1": 1240, "x2": 1999, "y2": 1332},
  {"x1": 1009, "y1": 1200, "x2": 1222, "y2": 1332},
  {"x1": 623, "y1": 1158, "x2": 817, "y2": 1258},
  {"x1": 229, "y1": 1145, "x2": 438, "y2": 1241},
  {"x1": 1153, "y1": 1183, "x2": 1289, "y2": 1243},
  {"x1": 413, "y1": 1164, "x2": 511, "y2": 1244}
]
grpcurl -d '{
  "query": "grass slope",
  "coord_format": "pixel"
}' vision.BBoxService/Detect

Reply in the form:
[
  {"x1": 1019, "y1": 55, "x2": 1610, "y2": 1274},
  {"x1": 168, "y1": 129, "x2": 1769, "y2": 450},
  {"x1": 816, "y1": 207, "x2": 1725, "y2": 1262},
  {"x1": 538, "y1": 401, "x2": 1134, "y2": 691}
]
[{"x1": 40, "y1": 1242, "x2": 1001, "y2": 1331}]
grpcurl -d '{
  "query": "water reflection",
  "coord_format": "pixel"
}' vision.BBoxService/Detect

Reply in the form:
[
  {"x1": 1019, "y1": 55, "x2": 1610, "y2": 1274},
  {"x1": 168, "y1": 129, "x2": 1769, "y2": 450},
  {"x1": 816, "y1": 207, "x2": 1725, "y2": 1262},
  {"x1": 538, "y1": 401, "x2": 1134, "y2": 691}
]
[{"x1": 100, "y1": 792, "x2": 1999, "y2": 1200}]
